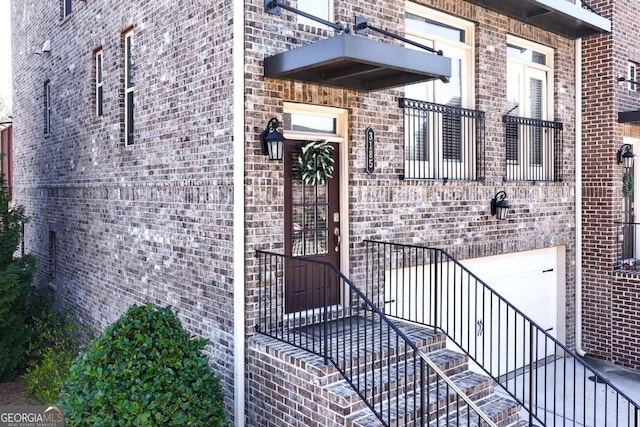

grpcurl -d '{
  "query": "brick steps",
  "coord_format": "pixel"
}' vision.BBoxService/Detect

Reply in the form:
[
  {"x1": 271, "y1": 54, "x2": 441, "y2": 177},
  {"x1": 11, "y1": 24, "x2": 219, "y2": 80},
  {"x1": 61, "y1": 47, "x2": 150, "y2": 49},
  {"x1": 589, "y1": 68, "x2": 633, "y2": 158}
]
[
  {"x1": 346, "y1": 370, "x2": 496, "y2": 427},
  {"x1": 426, "y1": 394, "x2": 524, "y2": 427},
  {"x1": 251, "y1": 317, "x2": 530, "y2": 426},
  {"x1": 323, "y1": 348, "x2": 470, "y2": 408}
]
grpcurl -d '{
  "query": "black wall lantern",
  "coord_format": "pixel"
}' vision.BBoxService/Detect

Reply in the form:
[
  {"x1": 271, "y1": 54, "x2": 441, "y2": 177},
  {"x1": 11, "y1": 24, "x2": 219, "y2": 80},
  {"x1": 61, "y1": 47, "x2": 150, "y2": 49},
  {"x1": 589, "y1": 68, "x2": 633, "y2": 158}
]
[
  {"x1": 491, "y1": 191, "x2": 510, "y2": 221},
  {"x1": 259, "y1": 118, "x2": 285, "y2": 161},
  {"x1": 617, "y1": 143, "x2": 635, "y2": 169}
]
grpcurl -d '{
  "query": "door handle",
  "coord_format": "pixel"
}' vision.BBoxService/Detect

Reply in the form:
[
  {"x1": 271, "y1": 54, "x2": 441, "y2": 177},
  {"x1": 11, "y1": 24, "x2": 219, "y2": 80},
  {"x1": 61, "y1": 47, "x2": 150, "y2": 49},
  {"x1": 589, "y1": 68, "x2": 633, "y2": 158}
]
[{"x1": 334, "y1": 227, "x2": 340, "y2": 252}]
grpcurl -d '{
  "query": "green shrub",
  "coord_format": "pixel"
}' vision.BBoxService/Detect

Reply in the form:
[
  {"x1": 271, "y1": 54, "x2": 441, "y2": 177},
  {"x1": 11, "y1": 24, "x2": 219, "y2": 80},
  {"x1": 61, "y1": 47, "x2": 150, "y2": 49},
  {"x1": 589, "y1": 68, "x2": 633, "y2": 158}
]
[
  {"x1": 0, "y1": 183, "x2": 35, "y2": 381},
  {"x1": 23, "y1": 308, "x2": 81, "y2": 404},
  {"x1": 62, "y1": 303, "x2": 227, "y2": 426}
]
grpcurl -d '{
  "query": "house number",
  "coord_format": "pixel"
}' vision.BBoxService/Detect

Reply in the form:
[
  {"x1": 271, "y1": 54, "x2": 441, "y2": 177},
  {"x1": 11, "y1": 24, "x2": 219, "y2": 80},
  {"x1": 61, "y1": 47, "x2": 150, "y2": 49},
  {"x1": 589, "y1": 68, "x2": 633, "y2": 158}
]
[{"x1": 365, "y1": 127, "x2": 375, "y2": 174}]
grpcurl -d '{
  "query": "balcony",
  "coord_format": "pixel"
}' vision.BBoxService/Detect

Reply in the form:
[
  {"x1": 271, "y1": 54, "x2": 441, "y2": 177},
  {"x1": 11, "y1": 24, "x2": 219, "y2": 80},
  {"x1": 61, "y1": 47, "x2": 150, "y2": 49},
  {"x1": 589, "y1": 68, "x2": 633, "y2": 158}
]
[
  {"x1": 503, "y1": 115, "x2": 563, "y2": 182},
  {"x1": 400, "y1": 97, "x2": 486, "y2": 181},
  {"x1": 463, "y1": 0, "x2": 610, "y2": 38}
]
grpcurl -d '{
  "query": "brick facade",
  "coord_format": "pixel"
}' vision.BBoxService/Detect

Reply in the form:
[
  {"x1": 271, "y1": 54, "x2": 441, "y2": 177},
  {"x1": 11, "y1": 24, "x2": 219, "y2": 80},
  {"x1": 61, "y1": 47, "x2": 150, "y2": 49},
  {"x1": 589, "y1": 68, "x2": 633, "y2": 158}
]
[
  {"x1": 581, "y1": 0, "x2": 640, "y2": 370},
  {"x1": 10, "y1": 0, "x2": 237, "y2": 412},
  {"x1": 12, "y1": 0, "x2": 585, "y2": 424}
]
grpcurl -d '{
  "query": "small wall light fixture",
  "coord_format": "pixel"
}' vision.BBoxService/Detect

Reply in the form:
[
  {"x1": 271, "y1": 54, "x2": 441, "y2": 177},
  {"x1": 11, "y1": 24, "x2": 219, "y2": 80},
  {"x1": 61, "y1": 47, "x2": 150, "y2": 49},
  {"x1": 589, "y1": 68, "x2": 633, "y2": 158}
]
[
  {"x1": 617, "y1": 143, "x2": 635, "y2": 169},
  {"x1": 259, "y1": 117, "x2": 285, "y2": 161},
  {"x1": 490, "y1": 191, "x2": 510, "y2": 221},
  {"x1": 34, "y1": 40, "x2": 51, "y2": 56}
]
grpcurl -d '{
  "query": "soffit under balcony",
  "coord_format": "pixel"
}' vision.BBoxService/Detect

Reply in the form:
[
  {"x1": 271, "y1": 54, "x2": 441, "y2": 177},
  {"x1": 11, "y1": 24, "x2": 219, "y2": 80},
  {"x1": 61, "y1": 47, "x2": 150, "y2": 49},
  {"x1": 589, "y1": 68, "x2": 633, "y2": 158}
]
[
  {"x1": 263, "y1": 32, "x2": 452, "y2": 92},
  {"x1": 464, "y1": 0, "x2": 610, "y2": 38}
]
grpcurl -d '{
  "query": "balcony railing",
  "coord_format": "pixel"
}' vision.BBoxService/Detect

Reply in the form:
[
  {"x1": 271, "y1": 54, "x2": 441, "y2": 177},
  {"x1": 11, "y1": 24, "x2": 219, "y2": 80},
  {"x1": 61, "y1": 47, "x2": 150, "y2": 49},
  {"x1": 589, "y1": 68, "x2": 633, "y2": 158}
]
[
  {"x1": 581, "y1": 1, "x2": 595, "y2": 12},
  {"x1": 503, "y1": 115, "x2": 563, "y2": 182},
  {"x1": 364, "y1": 240, "x2": 640, "y2": 426},
  {"x1": 400, "y1": 97, "x2": 486, "y2": 182},
  {"x1": 616, "y1": 221, "x2": 640, "y2": 271}
]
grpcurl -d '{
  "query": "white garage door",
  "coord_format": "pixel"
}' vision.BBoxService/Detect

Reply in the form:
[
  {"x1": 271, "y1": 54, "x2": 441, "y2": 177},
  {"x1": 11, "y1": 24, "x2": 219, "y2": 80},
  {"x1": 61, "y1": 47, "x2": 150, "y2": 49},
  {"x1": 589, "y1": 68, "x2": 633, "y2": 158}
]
[
  {"x1": 461, "y1": 247, "x2": 561, "y2": 337},
  {"x1": 383, "y1": 246, "x2": 564, "y2": 376},
  {"x1": 460, "y1": 246, "x2": 564, "y2": 374}
]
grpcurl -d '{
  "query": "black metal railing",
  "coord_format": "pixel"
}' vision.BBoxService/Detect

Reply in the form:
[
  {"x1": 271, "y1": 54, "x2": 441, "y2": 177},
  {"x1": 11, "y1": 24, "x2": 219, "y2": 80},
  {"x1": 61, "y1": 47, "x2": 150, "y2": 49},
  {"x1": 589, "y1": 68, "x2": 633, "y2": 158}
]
[
  {"x1": 503, "y1": 115, "x2": 563, "y2": 182},
  {"x1": 255, "y1": 250, "x2": 497, "y2": 426},
  {"x1": 580, "y1": 0, "x2": 597, "y2": 13},
  {"x1": 400, "y1": 97, "x2": 486, "y2": 181},
  {"x1": 364, "y1": 240, "x2": 640, "y2": 426},
  {"x1": 616, "y1": 221, "x2": 640, "y2": 271}
]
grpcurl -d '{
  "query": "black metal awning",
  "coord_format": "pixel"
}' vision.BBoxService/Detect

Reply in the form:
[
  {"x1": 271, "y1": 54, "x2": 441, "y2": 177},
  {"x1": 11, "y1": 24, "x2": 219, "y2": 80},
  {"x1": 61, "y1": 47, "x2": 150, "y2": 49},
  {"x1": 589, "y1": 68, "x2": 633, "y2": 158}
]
[
  {"x1": 263, "y1": 32, "x2": 451, "y2": 92},
  {"x1": 464, "y1": 0, "x2": 610, "y2": 38},
  {"x1": 619, "y1": 111, "x2": 640, "y2": 124}
]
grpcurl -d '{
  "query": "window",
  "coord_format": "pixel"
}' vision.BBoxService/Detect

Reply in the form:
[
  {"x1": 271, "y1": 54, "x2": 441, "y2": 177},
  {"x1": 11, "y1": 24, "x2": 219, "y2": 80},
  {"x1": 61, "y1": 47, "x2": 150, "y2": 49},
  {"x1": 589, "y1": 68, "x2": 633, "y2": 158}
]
[
  {"x1": 403, "y1": 4, "x2": 477, "y2": 180},
  {"x1": 124, "y1": 29, "x2": 135, "y2": 146},
  {"x1": 505, "y1": 36, "x2": 556, "y2": 181},
  {"x1": 49, "y1": 230, "x2": 57, "y2": 280},
  {"x1": 627, "y1": 62, "x2": 638, "y2": 91},
  {"x1": 63, "y1": 0, "x2": 72, "y2": 18},
  {"x1": 297, "y1": 0, "x2": 331, "y2": 27},
  {"x1": 95, "y1": 49, "x2": 103, "y2": 117},
  {"x1": 44, "y1": 80, "x2": 51, "y2": 134}
]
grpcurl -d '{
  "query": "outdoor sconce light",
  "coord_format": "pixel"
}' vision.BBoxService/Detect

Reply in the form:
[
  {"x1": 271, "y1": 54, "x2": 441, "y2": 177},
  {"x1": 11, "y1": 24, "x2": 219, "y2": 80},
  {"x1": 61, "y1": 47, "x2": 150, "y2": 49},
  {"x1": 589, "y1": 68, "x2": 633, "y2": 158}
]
[
  {"x1": 490, "y1": 191, "x2": 510, "y2": 221},
  {"x1": 617, "y1": 143, "x2": 635, "y2": 169},
  {"x1": 259, "y1": 118, "x2": 285, "y2": 161}
]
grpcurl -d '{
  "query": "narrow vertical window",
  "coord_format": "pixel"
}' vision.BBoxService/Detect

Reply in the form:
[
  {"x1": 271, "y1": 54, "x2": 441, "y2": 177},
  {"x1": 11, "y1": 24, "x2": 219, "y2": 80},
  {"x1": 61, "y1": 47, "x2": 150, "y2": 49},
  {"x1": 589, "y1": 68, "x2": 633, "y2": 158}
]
[
  {"x1": 95, "y1": 49, "x2": 104, "y2": 117},
  {"x1": 63, "y1": 0, "x2": 72, "y2": 17},
  {"x1": 49, "y1": 230, "x2": 57, "y2": 280},
  {"x1": 44, "y1": 80, "x2": 51, "y2": 134},
  {"x1": 628, "y1": 62, "x2": 637, "y2": 91},
  {"x1": 124, "y1": 30, "x2": 135, "y2": 146}
]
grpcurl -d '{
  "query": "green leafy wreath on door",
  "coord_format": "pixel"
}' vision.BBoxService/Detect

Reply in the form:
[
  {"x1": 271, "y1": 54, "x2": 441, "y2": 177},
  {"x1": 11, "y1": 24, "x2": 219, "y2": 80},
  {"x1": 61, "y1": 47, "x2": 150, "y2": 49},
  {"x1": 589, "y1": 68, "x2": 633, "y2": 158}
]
[{"x1": 298, "y1": 140, "x2": 335, "y2": 185}]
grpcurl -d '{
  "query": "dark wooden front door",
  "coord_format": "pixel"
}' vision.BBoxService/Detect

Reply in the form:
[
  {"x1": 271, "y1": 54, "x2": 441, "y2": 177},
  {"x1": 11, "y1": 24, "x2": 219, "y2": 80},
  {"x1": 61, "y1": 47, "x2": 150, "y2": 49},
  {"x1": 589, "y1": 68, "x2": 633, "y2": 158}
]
[{"x1": 284, "y1": 141, "x2": 340, "y2": 313}]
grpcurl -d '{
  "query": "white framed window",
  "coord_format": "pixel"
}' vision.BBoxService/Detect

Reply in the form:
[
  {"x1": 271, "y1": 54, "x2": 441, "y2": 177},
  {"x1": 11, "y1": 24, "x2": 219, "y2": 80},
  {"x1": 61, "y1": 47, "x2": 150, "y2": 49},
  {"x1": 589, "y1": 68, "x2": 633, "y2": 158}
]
[
  {"x1": 506, "y1": 35, "x2": 554, "y2": 180},
  {"x1": 124, "y1": 29, "x2": 135, "y2": 146},
  {"x1": 403, "y1": 3, "x2": 475, "y2": 180},
  {"x1": 506, "y1": 36, "x2": 553, "y2": 121},
  {"x1": 44, "y1": 80, "x2": 51, "y2": 134},
  {"x1": 628, "y1": 62, "x2": 638, "y2": 91},
  {"x1": 95, "y1": 49, "x2": 103, "y2": 117},
  {"x1": 297, "y1": 0, "x2": 332, "y2": 28},
  {"x1": 63, "y1": 0, "x2": 72, "y2": 18}
]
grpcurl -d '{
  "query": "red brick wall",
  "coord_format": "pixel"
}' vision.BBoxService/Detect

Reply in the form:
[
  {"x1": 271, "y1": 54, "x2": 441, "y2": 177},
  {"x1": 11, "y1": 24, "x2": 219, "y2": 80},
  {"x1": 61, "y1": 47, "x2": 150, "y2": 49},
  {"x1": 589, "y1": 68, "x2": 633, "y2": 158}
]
[{"x1": 581, "y1": 0, "x2": 640, "y2": 369}]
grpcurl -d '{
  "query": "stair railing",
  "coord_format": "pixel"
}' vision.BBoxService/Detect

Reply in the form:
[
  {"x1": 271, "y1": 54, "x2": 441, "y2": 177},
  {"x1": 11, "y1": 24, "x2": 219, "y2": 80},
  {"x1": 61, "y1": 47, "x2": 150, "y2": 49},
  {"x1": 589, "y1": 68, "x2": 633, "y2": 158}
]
[
  {"x1": 256, "y1": 249, "x2": 498, "y2": 427},
  {"x1": 364, "y1": 240, "x2": 640, "y2": 426}
]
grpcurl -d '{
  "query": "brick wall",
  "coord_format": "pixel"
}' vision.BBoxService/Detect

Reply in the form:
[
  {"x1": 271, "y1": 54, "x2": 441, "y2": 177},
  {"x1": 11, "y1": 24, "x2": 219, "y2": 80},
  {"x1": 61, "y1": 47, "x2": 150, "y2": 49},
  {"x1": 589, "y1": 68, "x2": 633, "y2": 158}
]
[
  {"x1": 244, "y1": 0, "x2": 577, "y2": 347},
  {"x1": 13, "y1": 0, "x2": 582, "y2": 423},
  {"x1": 11, "y1": 0, "x2": 237, "y2": 414},
  {"x1": 581, "y1": 0, "x2": 640, "y2": 369},
  {"x1": 245, "y1": 0, "x2": 578, "y2": 419}
]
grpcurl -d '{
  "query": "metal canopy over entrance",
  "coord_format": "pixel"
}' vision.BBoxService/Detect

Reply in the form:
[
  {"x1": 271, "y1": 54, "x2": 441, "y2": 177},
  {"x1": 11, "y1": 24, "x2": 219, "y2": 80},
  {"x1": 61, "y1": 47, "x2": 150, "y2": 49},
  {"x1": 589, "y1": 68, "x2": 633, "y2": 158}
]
[
  {"x1": 263, "y1": 32, "x2": 452, "y2": 92},
  {"x1": 619, "y1": 111, "x2": 640, "y2": 125},
  {"x1": 463, "y1": 0, "x2": 610, "y2": 38}
]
